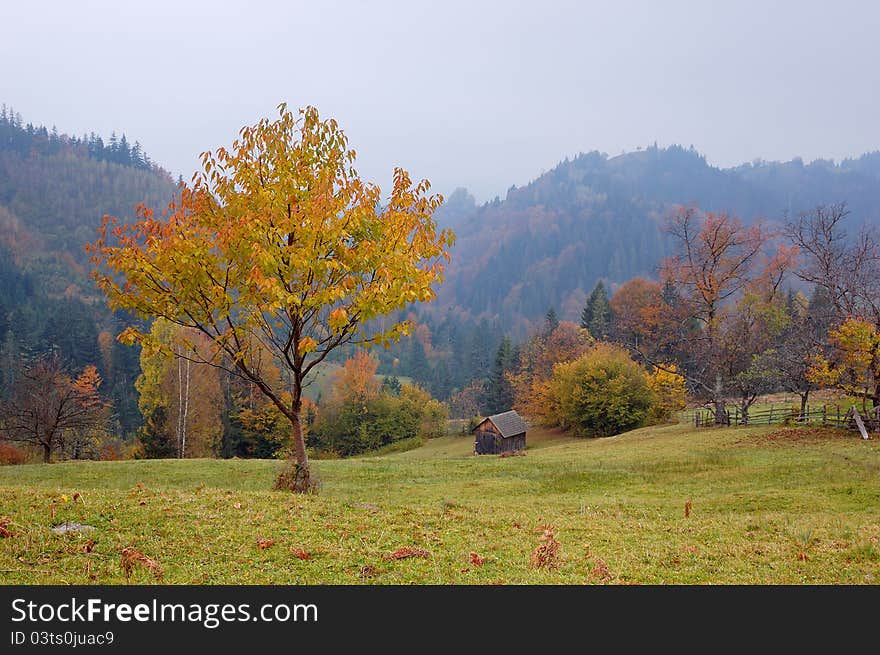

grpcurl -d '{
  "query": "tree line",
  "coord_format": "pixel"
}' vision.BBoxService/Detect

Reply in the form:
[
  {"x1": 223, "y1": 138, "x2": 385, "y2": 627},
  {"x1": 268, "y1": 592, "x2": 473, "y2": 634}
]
[
  {"x1": 466, "y1": 202, "x2": 880, "y2": 432},
  {"x1": 1, "y1": 105, "x2": 158, "y2": 172}
]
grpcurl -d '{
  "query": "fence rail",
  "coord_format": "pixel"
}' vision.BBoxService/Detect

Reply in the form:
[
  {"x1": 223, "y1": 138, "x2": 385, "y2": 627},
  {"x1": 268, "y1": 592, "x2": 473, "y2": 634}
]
[{"x1": 691, "y1": 404, "x2": 878, "y2": 438}]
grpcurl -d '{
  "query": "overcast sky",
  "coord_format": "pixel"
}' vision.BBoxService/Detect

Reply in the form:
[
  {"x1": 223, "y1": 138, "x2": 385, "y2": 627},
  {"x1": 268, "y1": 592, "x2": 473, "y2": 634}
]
[{"x1": 3, "y1": 0, "x2": 879, "y2": 201}]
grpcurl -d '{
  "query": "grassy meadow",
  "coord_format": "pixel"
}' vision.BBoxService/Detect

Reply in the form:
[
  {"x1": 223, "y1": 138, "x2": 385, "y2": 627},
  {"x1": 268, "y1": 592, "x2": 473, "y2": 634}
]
[{"x1": 1, "y1": 423, "x2": 879, "y2": 584}]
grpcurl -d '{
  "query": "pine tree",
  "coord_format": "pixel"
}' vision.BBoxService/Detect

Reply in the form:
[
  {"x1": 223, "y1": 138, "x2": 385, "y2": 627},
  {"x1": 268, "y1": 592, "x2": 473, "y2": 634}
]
[
  {"x1": 408, "y1": 337, "x2": 431, "y2": 386},
  {"x1": 486, "y1": 336, "x2": 515, "y2": 413},
  {"x1": 381, "y1": 375, "x2": 402, "y2": 395},
  {"x1": 544, "y1": 307, "x2": 559, "y2": 337},
  {"x1": 581, "y1": 281, "x2": 611, "y2": 338},
  {"x1": 118, "y1": 134, "x2": 130, "y2": 165}
]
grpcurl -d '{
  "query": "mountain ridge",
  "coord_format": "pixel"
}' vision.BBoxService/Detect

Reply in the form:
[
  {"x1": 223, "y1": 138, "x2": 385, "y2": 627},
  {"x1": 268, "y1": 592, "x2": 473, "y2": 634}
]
[{"x1": 432, "y1": 144, "x2": 880, "y2": 333}]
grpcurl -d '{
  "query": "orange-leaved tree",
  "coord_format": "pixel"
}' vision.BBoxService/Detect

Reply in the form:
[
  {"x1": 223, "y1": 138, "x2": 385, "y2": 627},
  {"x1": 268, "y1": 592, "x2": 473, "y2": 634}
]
[{"x1": 89, "y1": 104, "x2": 454, "y2": 491}]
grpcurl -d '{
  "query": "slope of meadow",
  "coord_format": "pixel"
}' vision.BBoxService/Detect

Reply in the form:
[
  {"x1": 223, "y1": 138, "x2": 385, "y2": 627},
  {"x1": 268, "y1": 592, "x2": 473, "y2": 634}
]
[{"x1": 1, "y1": 424, "x2": 879, "y2": 584}]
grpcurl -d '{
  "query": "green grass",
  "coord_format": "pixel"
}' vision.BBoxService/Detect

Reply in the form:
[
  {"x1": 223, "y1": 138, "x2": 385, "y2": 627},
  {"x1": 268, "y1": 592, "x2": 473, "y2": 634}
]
[{"x1": 2, "y1": 424, "x2": 879, "y2": 584}]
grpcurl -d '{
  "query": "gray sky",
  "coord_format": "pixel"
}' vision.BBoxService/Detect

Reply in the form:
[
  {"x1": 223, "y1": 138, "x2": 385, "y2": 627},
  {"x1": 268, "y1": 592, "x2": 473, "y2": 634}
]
[{"x1": 3, "y1": 0, "x2": 879, "y2": 201}]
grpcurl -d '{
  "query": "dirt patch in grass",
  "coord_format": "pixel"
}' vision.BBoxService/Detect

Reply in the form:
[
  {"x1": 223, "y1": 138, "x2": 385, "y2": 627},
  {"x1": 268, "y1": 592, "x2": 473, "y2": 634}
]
[{"x1": 736, "y1": 427, "x2": 852, "y2": 447}]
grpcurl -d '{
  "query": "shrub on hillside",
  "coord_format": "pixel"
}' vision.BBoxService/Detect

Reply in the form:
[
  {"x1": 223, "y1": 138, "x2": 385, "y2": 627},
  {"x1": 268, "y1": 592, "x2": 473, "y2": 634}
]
[
  {"x1": 0, "y1": 441, "x2": 29, "y2": 465},
  {"x1": 547, "y1": 343, "x2": 653, "y2": 437},
  {"x1": 309, "y1": 383, "x2": 448, "y2": 456},
  {"x1": 645, "y1": 364, "x2": 687, "y2": 424}
]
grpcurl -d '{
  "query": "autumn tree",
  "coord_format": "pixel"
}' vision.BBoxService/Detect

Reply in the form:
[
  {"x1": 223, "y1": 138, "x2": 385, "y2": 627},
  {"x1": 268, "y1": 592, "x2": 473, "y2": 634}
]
[
  {"x1": 653, "y1": 207, "x2": 791, "y2": 423},
  {"x1": 89, "y1": 105, "x2": 454, "y2": 491},
  {"x1": 448, "y1": 379, "x2": 488, "y2": 419},
  {"x1": 645, "y1": 364, "x2": 687, "y2": 423},
  {"x1": 329, "y1": 350, "x2": 382, "y2": 406},
  {"x1": 545, "y1": 343, "x2": 653, "y2": 436},
  {"x1": 509, "y1": 320, "x2": 591, "y2": 421},
  {"x1": 0, "y1": 354, "x2": 108, "y2": 462},
  {"x1": 311, "y1": 351, "x2": 448, "y2": 455},
  {"x1": 787, "y1": 203, "x2": 880, "y2": 408},
  {"x1": 135, "y1": 319, "x2": 224, "y2": 458},
  {"x1": 763, "y1": 289, "x2": 824, "y2": 416},
  {"x1": 609, "y1": 277, "x2": 673, "y2": 360},
  {"x1": 809, "y1": 318, "x2": 880, "y2": 411}
]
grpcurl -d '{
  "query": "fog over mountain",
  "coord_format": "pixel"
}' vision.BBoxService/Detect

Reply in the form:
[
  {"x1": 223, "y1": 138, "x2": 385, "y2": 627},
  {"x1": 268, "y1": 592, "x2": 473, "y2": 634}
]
[{"x1": 3, "y1": 0, "x2": 879, "y2": 201}]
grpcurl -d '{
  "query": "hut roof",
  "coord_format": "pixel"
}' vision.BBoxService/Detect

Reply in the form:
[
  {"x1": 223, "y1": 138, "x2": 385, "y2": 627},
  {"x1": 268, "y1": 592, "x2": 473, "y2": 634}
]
[{"x1": 476, "y1": 410, "x2": 528, "y2": 438}]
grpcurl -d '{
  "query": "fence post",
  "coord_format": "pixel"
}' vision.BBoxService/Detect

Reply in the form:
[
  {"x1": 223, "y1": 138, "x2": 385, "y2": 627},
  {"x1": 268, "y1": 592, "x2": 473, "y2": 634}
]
[
  {"x1": 822, "y1": 405, "x2": 827, "y2": 425},
  {"x1": 769, "y1": 406, "x2": 773, "y2": 424}
]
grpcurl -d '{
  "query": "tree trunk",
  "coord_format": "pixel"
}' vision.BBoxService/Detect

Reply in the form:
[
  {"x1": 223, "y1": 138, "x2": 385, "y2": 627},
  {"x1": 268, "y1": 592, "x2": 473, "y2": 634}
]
[
  {"x1": 275, "y1": 398, "x2": 313, "y2": 493},
  {"x1": 42, "y1": 443, "x2": 51, "y2": 463},
  {"x1": 799, "y1": 392, "x2": 809, "y2": 419},
  {"x1": 291, "y1": 410, "x2": 311, "y2": 487},
  {"x1": 713, "y1": 375, "x2": 726, "y2": 425},
  {"x1": 181, "y1": 357, "x2": 191, "y2": 458}
]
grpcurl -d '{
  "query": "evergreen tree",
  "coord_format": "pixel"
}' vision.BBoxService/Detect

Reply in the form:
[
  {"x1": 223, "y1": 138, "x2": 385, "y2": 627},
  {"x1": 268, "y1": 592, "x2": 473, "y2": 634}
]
[
  {"x1": 581, "y1": 281, "x2": 611, "y2": 338},
  {"x1": 428, "y1": 358, "x2": 453, "y2": 400},
  {"x1": 486, "y1": 336, "x2": 515, "y2": 413},
  {"x1": 137, "y1": 405, "x2": 176, "y2": 458},
  {"x1": 544, "y1": 307, "x2": 559, "y2": 336},
  {"x1": 118, "y1": 134, "x2": 130, "y2": 165},
  {"x1": 466, "y1": 320, "x2": 493, "y2": 383},
  {"x1": 408, "y1": 337, "x2": 431, "y2": 386},
  {"x1": 381, "y1": 375, "x2": 402, "y2": 395}
]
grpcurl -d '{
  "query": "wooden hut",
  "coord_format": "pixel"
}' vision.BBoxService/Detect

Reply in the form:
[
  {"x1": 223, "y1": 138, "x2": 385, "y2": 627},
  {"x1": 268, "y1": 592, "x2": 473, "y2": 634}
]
[{"x1": 473, "y1": 410, "x2": 527, "y2": 455}]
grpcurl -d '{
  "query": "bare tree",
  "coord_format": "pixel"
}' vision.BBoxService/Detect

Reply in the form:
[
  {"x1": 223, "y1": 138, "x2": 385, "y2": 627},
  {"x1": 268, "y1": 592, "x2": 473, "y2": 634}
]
[
  {"x1": 0, "y1": 355, "x2": 108, "y2": 462},
  {"x1": 786, "y1": 204, "x2": 880, "y2": 407},
  {"x1": 640, "y1": 207, "x2": 789, "y2": 424},
  {"x1": 763, "y1": 290, "x2": 827, "y2": 417},
  {"x1": 787, "y1": 203, "x2": 880, "y2": 321}
]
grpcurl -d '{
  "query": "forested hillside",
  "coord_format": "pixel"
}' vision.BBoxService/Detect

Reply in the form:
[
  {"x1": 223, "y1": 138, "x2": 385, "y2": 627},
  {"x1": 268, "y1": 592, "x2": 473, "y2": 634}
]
[
  {"x1": 4, "y1": 103, "x2": 880, "y2": 435},
  {"x1": 0, "y1": 107, "x2": 177, "y2": 435},
  {"x1": 434, "y1": 145, "x2": 880, "y2": 332}
]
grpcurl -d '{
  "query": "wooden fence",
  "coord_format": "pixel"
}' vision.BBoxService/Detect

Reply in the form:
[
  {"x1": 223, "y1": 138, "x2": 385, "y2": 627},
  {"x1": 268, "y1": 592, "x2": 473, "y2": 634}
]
[{"x1": 691, "y1": 404, "x2": 878, "y2": 439}]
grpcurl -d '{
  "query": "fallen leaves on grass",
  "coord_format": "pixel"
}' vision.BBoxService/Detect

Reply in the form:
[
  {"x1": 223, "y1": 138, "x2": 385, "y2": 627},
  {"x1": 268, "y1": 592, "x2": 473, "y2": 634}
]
[
  {"x1": 0, "y1": 517, "x2": 14, "y2": 538},
  {"x1": 736, "y1": 427, "x2": 847, "y2": 447},
  {"x1": 384, "y1": 546, "x2": 431, "y2": 560},
  {"x1": 359, "y1": 565, "x2": 377, "y2": 579},
  {"x1": 120, "y1": 548, "x2": 163, "y2": 580},
  {"x1": 530, "y1": 525, "x2": 561, "y2": 570},
  {"x1": 591, "y1": 557, "x2": 612, "y2": 581},
  {"x1": 468, "y1": 552, "x2": 486, "y2": 566},
  {"x1": 82, "y1": 540, "x2": 95, "y2": 554},
  {"x1": 291, "y1": 547, "x2": 311, "y2": 560},
  {"x1": 684, "y1": 500, "x2": 692, "y2": 518},
  {"x1": 256, "y1": 538, "x2": 277, "y2": 550}
]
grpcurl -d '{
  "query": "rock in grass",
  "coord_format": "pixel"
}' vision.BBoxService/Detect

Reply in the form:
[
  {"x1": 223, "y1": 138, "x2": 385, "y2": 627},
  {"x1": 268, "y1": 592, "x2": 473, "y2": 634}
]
[{"x1": 51, "y1": 522, "x2": 96, "y2": 535}]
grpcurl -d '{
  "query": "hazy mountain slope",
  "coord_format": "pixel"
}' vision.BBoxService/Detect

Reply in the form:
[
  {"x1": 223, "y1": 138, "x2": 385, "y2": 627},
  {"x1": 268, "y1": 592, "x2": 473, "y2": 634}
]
[
  {"x1": 0, "y1": 109, "x2": 178, "y2": 433},
  {"x1": 435, "y1": 146, "x2": 880, "y2": 331}
]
